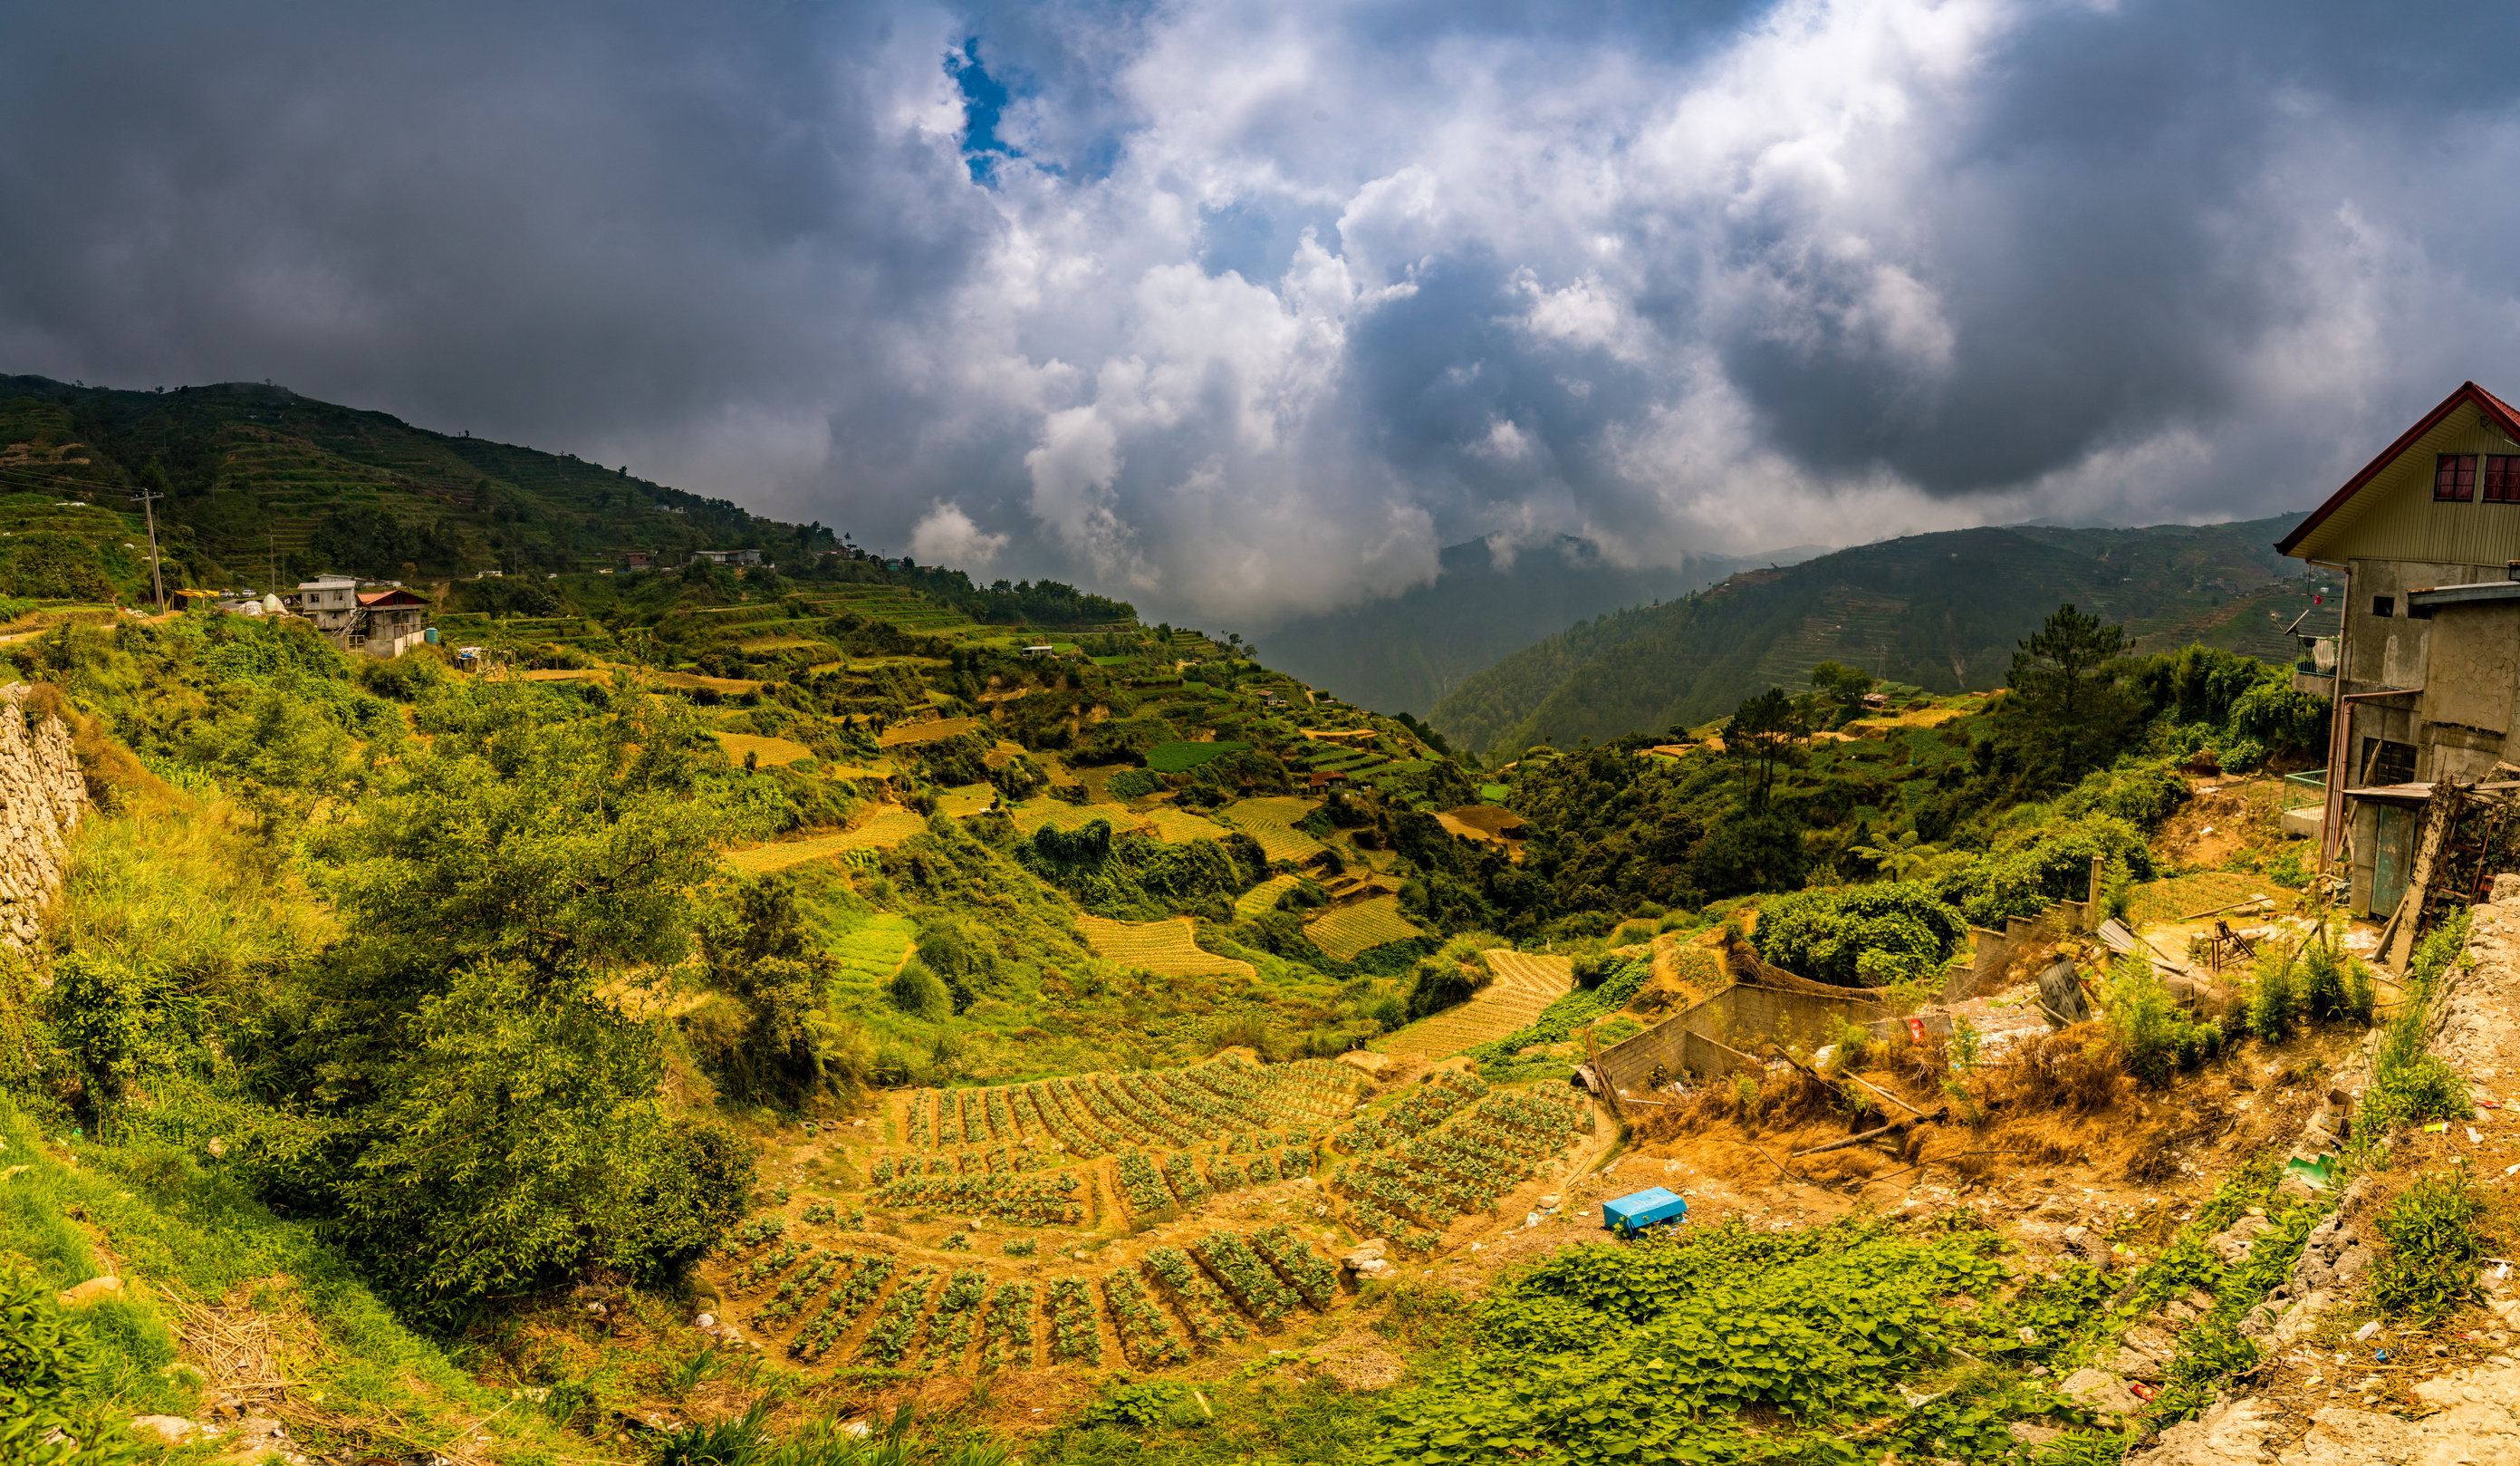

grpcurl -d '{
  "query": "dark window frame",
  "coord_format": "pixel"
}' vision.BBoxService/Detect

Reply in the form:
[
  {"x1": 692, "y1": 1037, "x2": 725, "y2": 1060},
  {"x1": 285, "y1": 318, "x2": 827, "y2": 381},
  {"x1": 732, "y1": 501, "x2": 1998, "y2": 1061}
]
[
  {"x1": 2371, "y1": 594, "x2": 2396, "y2": 617},
  {"x1": 2486, "y1": 454, "x2": 2520, "y2": 503},
  {"x1": 2436, "y1": 453, "x2": 2477, "y2": 501}
]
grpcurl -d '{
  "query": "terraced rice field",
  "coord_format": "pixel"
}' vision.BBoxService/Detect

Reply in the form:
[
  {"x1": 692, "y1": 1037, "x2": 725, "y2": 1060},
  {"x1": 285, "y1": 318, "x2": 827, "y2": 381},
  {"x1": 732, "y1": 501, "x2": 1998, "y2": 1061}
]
[
  {"x1": 934, "y1": 785, "x2": 998, "y2": 818},
  {"x1": 1006, "y1": 800, "x2": 1142, "y2": 837},
  {"x1": 2123, "y1": 872, "x2": 2295, "y2": 928},
  {"x1": 725, "y1": 806, "x2": 930, "y2": 873},
  {"x1": 1142, "y1": 806, "x2": 1234, "y2": 844},
  {"x1": 878, "y1": 716, "x2": 987, "y2": 747},
  {"x1": 1303, "y1": 895, "x2": 1426, "y2": 963},
  {"x1": 1217, "y1": 796, "x2": 1323, "y2": 862},
  {"x1": 1234, "y1": 873, "x2": 1301, "y2": 920},
  {"x1": 1078, "y1": 915, "x2": 1255, "y2": 979},
  {"x1": 1375, "y1": 950, "x2": 1574, "y2": 1057},
  {"x1": 717, "y1": 731, "x2": 817, "y2": 768},
  {"x1": 829, "y1": 914, "x2": 917, "y2": 998}
]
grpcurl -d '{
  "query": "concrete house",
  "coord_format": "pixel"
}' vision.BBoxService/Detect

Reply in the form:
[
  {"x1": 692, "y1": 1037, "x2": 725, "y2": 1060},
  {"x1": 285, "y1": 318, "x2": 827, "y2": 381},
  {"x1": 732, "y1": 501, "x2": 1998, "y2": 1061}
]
[
  {"x1": 691, "y1": 548, "x2": 763, "y2": 567},
  {"x1": 2278, "y1": 380, "x2": 2520, "y2": 916},
  {"x1": 291, "y1": 575, "x2": 430, "y2": 658}
]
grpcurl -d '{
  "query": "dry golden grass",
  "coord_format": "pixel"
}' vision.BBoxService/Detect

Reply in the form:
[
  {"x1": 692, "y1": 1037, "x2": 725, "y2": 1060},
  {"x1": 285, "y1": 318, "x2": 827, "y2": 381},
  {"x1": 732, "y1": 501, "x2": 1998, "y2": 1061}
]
[
  {"x1": 716, "y1": 731, "x2": 815, "y2": 768},
  {"x1": 1076, "y1": 914, "x2": 1255, "y2": 978},
  {"x1": 722, "y1": 805, "x2": 928, "y2": 873},
  {"x1": 1303, "y1": 894, "x2": 1426, "y2": 963}
]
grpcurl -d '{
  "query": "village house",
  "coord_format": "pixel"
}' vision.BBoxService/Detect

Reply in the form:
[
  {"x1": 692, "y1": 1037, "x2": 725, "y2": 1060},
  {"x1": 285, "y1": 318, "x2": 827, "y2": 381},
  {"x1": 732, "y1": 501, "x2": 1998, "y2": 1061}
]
[
  {"x1": 290, "y1": 574, "x2": 432, "y2": 658},
  {"x1": 622, "y1": 549, "x2": 653, "y2": 570},
  {"x1": 690, "y1": 547, "x2": 762, "y2": 567},
  {"x1": 2279, "y1": 380, "x2": 2520, "y2": 916}
]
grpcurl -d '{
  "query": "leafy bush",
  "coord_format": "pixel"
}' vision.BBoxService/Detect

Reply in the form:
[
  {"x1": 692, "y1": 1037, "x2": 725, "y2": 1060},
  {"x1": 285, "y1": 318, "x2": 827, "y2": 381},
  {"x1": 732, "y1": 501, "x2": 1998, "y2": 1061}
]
[
  {"x1": 2052, "y1": 758, "x2": 2188, "y2": 830},
  {"x1": 1749, "y1": 882, "x2": 1967, "y2": 987},
  {"x1": 1943, "y1": 814, "x2": 2152, "y2": 928},
  {"x1": 2105, "y1": 959, "x2": 2220, "y2": 1086},
  {"x1": 2370, "y1": 1177, "x2": 2486, "y2": 1321},
  {"x1": 1105, "y1": 768, "x2": 1163, "y2": 799}
]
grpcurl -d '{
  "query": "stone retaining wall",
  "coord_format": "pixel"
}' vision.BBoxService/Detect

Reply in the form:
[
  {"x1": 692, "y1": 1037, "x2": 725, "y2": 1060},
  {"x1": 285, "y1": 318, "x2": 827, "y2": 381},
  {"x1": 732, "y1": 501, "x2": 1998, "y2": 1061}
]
[{"x1": 0, "y1": 687, "x2": 86, "y2": 950}]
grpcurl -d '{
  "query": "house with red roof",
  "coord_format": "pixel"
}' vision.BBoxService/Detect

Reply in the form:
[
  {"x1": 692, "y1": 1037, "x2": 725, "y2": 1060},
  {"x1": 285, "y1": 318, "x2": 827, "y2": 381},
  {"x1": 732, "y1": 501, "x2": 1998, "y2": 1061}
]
[{"x1": 2277, "y1": 381, "x2": 2520, "y2": 917}]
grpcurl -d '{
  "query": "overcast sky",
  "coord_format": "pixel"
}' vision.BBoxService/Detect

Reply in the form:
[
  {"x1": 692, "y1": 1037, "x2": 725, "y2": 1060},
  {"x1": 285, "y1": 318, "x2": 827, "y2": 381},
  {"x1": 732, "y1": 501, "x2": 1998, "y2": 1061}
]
[{"x1": 5, "y1": 0, "x2": 2517, "y2": 625}]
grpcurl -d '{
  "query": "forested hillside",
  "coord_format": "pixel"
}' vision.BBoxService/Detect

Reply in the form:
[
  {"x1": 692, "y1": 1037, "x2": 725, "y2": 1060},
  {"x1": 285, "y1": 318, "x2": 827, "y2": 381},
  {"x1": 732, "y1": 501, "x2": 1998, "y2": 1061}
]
[
  {"x1": 0, "y1": 375, "x2": 842, "y2": 587},
  {"x1": 1432, "y1": 516, "x2": 2323, "y2": 754},
  {"x1": 1259, "y1": 536, "x2": 1801, "y2": 718}
]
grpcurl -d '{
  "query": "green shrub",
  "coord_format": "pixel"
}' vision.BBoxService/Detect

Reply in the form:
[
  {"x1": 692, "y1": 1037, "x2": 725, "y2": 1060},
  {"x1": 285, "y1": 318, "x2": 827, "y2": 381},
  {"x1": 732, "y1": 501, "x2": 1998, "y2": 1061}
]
[
  {"x1": 2052, "y1": 758, "x2": 2188, "y2": 830},
  {"x1": 1105, "y1": 768, "x2": 1164, "y2": 799},
  {"x1": 2370, "y1": 1177, "x2": 2486, "y2": 1321},
  {"x1": 2105, "y1": 960, "x2": 2220, "y2": 1087},
  {"x1": 2246, "y1": 948, "x2": 2298, "y2": 1043},
  {"x1": 1749, "y1": 882, "x2": 1967, "y2": 987},
  {"x1": 2363, "y1": 911, "x2": 2475, "y2": 1135}
]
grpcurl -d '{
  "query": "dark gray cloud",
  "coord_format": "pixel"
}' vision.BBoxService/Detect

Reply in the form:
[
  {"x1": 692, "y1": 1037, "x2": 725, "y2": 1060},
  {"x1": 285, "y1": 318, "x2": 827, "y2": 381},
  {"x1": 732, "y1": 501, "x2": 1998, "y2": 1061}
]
[{"x1": 6, "y1": 0, "x2": 2520, "y2": 624}]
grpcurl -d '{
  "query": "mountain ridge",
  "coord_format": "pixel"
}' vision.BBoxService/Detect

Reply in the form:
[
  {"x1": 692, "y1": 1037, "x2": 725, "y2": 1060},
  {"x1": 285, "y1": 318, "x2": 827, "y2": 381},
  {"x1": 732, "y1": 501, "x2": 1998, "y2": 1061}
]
[{"x1": 1431, "y1": 514, "x2": 2322, "y2": 754}]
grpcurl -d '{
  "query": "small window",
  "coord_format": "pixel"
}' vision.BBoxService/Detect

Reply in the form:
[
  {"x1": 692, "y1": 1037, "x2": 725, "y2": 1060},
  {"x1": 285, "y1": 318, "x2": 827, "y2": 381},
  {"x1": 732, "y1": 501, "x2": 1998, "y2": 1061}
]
[
  {"x1": 2487, "y1": 455, "x2": 2520, "y2": 503},
  {"x1": 2363, "y1": 738, "x2": 2417, "y2": 786},
  {"x1": 2371, "y1": 594, "x2": 2395, "y2": 617},
  {"x1": 2436, "y1": 453, "x2": 2477, "y2": 501}
]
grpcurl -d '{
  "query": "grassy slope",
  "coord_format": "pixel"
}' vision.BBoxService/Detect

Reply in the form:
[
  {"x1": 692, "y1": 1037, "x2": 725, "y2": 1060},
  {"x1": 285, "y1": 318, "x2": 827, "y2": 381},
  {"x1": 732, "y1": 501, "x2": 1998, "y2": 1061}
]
[
  {"x1": 1432, "y1": 516, "x2": 2314, "y2": 753},
  {"x1": 0, "y1": 374, "x2": 826, "y2": 586}
]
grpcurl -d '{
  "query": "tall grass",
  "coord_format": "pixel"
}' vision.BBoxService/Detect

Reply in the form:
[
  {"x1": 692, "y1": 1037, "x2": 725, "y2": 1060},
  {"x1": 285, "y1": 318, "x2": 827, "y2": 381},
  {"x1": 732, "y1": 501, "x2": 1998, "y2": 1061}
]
[{"x1": 2361, "y1": 910, "x2": 2475, "y2": 1138}]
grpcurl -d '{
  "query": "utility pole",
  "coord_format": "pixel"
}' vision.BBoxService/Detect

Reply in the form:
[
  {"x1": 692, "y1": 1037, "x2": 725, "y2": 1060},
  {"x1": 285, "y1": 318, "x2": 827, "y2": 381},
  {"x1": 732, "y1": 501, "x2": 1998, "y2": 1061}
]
[{"x1": 133, "y1": 486, "x2": 167, "y2": 612}]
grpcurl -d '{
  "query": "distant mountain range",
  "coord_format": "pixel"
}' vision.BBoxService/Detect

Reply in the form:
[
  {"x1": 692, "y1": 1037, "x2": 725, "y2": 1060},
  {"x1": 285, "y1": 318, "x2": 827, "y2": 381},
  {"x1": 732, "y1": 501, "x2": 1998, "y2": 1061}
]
[
  {"x1": 1259, "y1": 535, "x2": 1823, "y2": 719},
  {"x1": 1429, "y1": 516, "x2": 2327, "y2": 756},
  {"x1": 0, "y1": 375, "x2": 834, "y2": 588}
]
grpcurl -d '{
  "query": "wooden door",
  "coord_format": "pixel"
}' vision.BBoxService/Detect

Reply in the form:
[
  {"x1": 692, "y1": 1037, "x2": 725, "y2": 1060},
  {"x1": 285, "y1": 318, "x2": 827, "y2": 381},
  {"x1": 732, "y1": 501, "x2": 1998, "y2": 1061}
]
[{"x1": 2371, "y1": 804, "x2": 2415, "y2": 917}]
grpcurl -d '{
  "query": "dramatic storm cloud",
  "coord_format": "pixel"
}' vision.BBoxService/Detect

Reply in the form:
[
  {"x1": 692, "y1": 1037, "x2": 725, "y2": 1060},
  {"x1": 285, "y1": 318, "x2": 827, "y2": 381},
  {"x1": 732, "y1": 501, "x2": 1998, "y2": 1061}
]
[{"x1": 7, "y1": 0, "x2": 2520, "y2": 623}]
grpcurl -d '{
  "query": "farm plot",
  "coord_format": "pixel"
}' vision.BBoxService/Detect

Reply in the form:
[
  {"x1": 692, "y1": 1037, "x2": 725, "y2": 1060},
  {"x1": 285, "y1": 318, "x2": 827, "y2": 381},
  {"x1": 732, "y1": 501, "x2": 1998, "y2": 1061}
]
[
  {"x1": 1147, "y1": 739, "x2": 1251, "y2": 773},
  {"x1": 933, "y1": 784, "x2": 997, "y2": 818},
  {"x1": 1078, "y1": 914, "x2": 1255, "y2": 979},
  {"x1": 1216, "y1": 796, "x2": 1323, "y2": 862},
  {"x1": 1303, "y1": 894, "x2": 1426, "y2": 962},
  {"x1": 1234, "y1": 873, "x2": 1301, "y2": 920},
  {"x1": 2123, "y1": 871, "x2": 2294, "y2": 927},
  {"x1": 1331, "y1": 1089, "x2": 1593, "y2": 1239},
  {"x1": 716, "y1": 731, "x2": 816, "y2": 768},
  {"x1": 877, "y1": 715, "x2": 987, "y2": 747},
  {"x1": 903, "y1": 1056, "x2": 1361, "y2": 1156},
  {"x1": 1375, "y1": 950, "x2": 1573, "y2": 1057},
  {"x1": 1140, "y1": 805, "x2": 1234, "y2": 844},
  {"x1": 723, "y1": 805, "x2": 928, "y2": 873},
  {"x1": 712, "y1": 1215, "x2": 1351, "y2": 1372},
  {"x1": 829, "y1": 913, "x2": 915, "y2": 998},
  {"x1": 1005, "y1": 800, "x2": 1142, "y2": 838}
]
